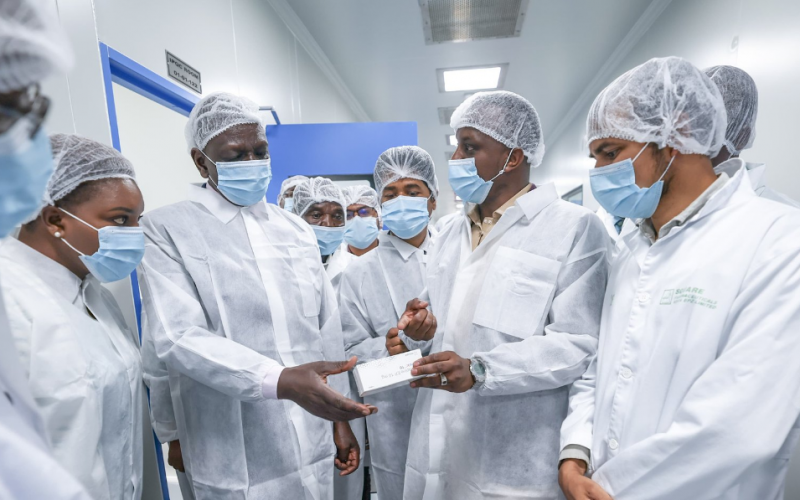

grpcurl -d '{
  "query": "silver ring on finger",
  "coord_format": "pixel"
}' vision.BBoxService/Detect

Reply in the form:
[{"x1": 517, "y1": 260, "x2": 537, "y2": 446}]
[{"x1": 440, "y1": 373, "x2": 448, "y2": 386}]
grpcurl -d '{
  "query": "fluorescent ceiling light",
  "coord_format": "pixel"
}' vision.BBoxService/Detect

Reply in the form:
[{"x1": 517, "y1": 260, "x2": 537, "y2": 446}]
[
  {"x1": 447, "y1": 134, "x2": 458, "y2": 146},
  {"x1": 437, "y1": 64, "x2": 508, "y2": 93}
]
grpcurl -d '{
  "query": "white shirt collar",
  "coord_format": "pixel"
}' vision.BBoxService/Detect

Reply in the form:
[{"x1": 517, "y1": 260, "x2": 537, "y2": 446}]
[
  {"x1": 380, "y1": 230, "x2": 430, "y2": 262},
  {"x1": 0, "y1": 237, "x2": 83, "y2": 305},
  {"x1": 186, "y1": 183, "x2": 269, "y2": 223}
]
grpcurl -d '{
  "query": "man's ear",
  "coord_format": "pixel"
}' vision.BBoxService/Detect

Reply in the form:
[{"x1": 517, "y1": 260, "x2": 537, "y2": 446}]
[
  {"x1": 429, "y1": 196, "x2": 437, "y2": 214},
  {"x1": 503, "y1": 148, "x2": 526, "y2": 173},
  {"x1": 191, "y1": 148, "x2": 209, "y2": 179}
]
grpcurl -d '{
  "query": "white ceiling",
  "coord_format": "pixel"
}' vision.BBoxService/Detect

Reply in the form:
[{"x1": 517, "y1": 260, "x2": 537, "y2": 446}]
[{"x1": 287, "y1": 0, "x2": 657, "y2": 211}]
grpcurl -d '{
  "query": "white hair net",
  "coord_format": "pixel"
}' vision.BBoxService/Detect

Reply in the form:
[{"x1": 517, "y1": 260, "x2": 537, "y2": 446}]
[
  {"x1": 587, "y1": 56, "x2": 727, "y2": 155},
  {"x1": 184, "y1": 92, "x2": 263, "y2": 153},
  {"x1": 0, "y1": 0, "x2": 73, "y2": 93},
  {"x1": 450, "y1": 90, "x2": 545, "y2": 167},
  {"x1": 344, "y1": 185, "x2": 382, "y2": 218},
  {"x1": 292, "y1": 177, "x2": 346, "y2": 217},
  {"x1": 277, "y1": 175, "x2": 308, "y2": 205},
  {"x1": 704, "y1": 65, "x2": 758, "y2": 155},
  {"x1": 46, "y1": 133, "x2": 136, "y2": 204},
  {"x1": 374, "y1": 145, "x2": 439, "y2": 200}
]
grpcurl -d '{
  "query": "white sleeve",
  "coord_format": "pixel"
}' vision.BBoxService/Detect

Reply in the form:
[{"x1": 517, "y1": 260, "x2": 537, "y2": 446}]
[
  {"x1": 318, "y1": 263, "x2": 350, "y2": 399},
  {"x1": 474, "y1": 218, "x2": 608, "y2": 397},
  {"x1": 560, "y1": 354, "x2": 597, "y2": 456},
  {"x1": 138, "y1": 223, "x2": 282, "y2": 403},
  {"x1": 592, "y1": 220, "x2": 800, "y2": 499},
  {"x1": 140, "y1": 324, "x2": 179, "y2": 443},
  {"x1": 339, "y1": 268, "x2": 391, "y2": 364}
]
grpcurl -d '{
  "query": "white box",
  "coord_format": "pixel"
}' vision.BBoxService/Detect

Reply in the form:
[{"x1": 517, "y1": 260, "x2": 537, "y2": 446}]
[{"x1": 353, "y1": 349, "x2": 427, "y2": 397}]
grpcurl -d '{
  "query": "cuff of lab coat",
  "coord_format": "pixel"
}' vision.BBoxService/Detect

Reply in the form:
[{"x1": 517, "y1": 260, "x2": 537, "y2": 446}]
[
  {"x1": 399, "y1": 331, "x2": 432, "y2": 355},
  {"x1": 261, "y1": 364, "x2": 286, "y2": 400},
  {"x1": 559, "y1": 444, "x2": 591, "y2": 471}
]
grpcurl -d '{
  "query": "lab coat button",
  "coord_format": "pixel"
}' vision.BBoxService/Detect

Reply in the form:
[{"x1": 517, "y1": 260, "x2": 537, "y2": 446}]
[
  {"x1": 608, "y1": 438, "x2": 619, "y2": 450},
  {"x1": 637, "y1": 292, "x2": 651, "y2": 304},
  {"x1": 620, "y1": 368, "x2": 633, "y2": 379}
]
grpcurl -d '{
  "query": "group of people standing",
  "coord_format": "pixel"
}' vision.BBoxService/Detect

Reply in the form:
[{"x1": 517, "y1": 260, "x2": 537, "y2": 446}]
[{"x1": 2, "y1": 1, "x2": 800, "y2": 500}]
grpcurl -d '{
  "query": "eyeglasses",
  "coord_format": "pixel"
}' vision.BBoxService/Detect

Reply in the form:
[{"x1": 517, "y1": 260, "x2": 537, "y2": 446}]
[
  {"x1": 347, "y1": 207, "x2": 375, "y2": 220},
  {"x1": 0, "y1": 85, "x2": 50, "y2": 138}
]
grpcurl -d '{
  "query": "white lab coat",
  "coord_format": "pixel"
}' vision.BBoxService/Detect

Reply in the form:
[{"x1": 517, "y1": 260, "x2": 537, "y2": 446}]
[
  {"x1": 340, "y1": 231, "x2": 431, "y2": 500},
  {"x1": 404, "y1": 184, "x2": 609, "y2": 500},
  {"x1": 0, "y1": 237, "x2": 144, "y2": 500},
  {"x1": 0, "y1": 267, "x2": 92, "y2": 500},
  {"x1": 138, "y1": 184, "x2": 349, "y2": 500},
  {"x1": 327, "y1": 242, "x2": 365, "y2": 500},
  {"x1": 715, "y1": 158, "x2": 800, "y2": 208},
  {"x1": 584, "y1": 168, "x2": 800, "y2": 499},
  {"x1": 326, "y1": 243, "x2": 358, "y2": 294}
]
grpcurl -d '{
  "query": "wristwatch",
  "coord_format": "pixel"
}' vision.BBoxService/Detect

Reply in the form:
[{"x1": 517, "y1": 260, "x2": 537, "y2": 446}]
[{"x1": 469, "y1": 357, "x2": 486, "y2": 389}]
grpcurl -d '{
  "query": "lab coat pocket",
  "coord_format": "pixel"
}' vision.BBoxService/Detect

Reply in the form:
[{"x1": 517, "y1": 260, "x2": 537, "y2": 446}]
[
  {"x1": 473, "y1": 246, "x2": 561, "y2": 340},
  {"x1": 289, "y1": 247, "x2": 322, "y2": 318}
]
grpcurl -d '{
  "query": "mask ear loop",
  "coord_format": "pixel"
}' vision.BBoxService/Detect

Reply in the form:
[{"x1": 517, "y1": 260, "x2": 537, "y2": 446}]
[
  {"x1": 488, "y1": 148, "x2": 515, "y2": 183},
  {"x1": 55, "y1": 207, "x2": 99, "y2": 257}
]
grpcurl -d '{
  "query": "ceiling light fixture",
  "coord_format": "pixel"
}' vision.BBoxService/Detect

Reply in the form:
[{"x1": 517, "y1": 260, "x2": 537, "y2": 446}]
[
  {"x1": 437, "y1": 64, "x2": 508, "y2": 93},
  {"x1": 447, "y1": 134, "x2": 458, "y2": 146}
]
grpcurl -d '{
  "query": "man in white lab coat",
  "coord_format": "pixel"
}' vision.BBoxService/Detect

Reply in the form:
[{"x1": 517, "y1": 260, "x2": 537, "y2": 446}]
[
  {"x1": 339, "y1": 145, "x2": 439, "y2": 500},
  {"x1": 706, "y1": 64, "x2": 800, "y2": 208},
  {"x1": 558, "y1": 56, "x2": 800, "y2": 500},
  {"x1": 398, "y1": 91, "x2": 610, "y2": 500},
  {"x1": 0, "y1": 0, "x2": 92, "y2": 498},
  {"x1": 138, "y1": 92, "x2": 372, "y2": 500}
]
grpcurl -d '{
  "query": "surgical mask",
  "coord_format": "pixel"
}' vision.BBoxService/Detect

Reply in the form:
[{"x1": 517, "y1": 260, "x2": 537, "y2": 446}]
[
  {"x1": 313, "y1": 225, "x2": 345, "y2": 256},
  {"x1": 58, "y1": 208, "x2": 146, "y2": 283},
  {"x1": 0, "y1": 124, "x2": 54, "y2": 237},
  {"x1": 381, "y1": 196, "x2": 429, "y2": 239},
  {"x1": 344, "y1": 216, "x2": 379, "y2": 250},
  {"x1": 202, "y1": 151, "x2": 272, "y2": 207},
  {"x1": 283, "y1": 197, "x2": 295, "y2": 212},
  {"x1": 448, "y1": 149, "x2": 513, "y2": 204},
  {"x1": 589, "y1": 143, "x2": 675, "y2": 219}
]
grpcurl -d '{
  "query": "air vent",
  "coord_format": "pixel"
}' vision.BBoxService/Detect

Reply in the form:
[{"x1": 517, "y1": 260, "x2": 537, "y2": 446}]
[
  {"x1": 420, "y1": 0, "x2": 529, "y2": 44},
  {"x1": 438, "y1": 106, "x2": 458, "y2": 125}
]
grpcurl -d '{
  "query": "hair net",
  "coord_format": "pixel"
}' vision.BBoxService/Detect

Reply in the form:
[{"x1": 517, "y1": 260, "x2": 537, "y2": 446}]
[
  {"x1": 0, "y1": 0, "x2": 73, "y2": 93},
  {"x1": 292, "y1": 177, "x2": 346, "y2": 217},
  {"x1": 704, "y1": 65, "x2": 758, "y2": 155},
  {"x1": 450, "y1": 90, "x2": 545, "y2": 167},
  {"x1": 278, "y1": 175, "x2": 309, "y2": 205},
  {"x1": 343, "y1": 185, "x2": 382, "y2": 218},
  {"x1": 587, "y1": 56, "x2": 727, "y2": 155},
  {"x1": 184, "y1": 92, "x2": 263, "y2": 153},
  {"x1": 47, "y1": 133, "x2": 136, "y2": 204},
  {"x1": 374, "y1": 146, "x2": 439, "y2": 200}
]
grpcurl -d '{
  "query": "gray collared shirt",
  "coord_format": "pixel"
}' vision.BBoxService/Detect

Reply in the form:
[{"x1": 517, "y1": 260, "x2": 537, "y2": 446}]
[{"x1": 638, "y1": 173, "x2": 730, "y2": 243}]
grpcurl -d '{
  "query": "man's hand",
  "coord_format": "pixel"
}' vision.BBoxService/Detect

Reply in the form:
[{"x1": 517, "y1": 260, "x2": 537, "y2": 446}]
[
  {"x1": 277, "y1": 357, "x2": 378, "y2": 421},
  {"x1": 333, "y1": 421, "x2": 360, "y2": 476},
  {"x1": 397, "y1": 298, "x2": 437, "y2": 342},
  {"x1": 167, "y1": 440, "x2": 185, "y2": 472},
  {"x1": 386, "y1": 328, "x2": 409, "y2": 356},
  {"x1": 410, "y1": 351, "x2": 474, "y2": 393},
  {"x1": 559, "y1": 459, "x2": 612, "y2": 500}
]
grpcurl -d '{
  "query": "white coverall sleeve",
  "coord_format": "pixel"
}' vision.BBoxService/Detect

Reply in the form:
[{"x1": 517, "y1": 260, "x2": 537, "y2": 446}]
[
  {"x1": 140, "y1": 325, "x2": 178, "y2": 443},
  {"x1": 474, "y1": 218, "x2": 608, "y2": 397},
  {"x1": 318, "y1": 264, "x2": 350, "y2": 399},
  {"x1": 339, "y1": 267, "x2": 390, "y2": 364},
  {"x1": 138, "y1": 225, "x2": 281, "y2": 403},
  {"x1": 591, "y1": 222, "x2": 800, "y2": 499},
  {"x1": 559, "y1": 354, "x2": 597, "y2": 461}
]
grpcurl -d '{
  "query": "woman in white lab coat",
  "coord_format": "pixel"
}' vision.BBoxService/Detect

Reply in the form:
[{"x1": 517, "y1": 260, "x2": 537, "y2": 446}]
[{"x1": 0, "y1": 134, "x2": 146, "y2": 500}]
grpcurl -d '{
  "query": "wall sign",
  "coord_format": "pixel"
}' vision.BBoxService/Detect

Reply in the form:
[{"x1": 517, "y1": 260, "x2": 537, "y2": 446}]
[{"x1": 165, "y1": 51, "x2": 202, "y2": 94}]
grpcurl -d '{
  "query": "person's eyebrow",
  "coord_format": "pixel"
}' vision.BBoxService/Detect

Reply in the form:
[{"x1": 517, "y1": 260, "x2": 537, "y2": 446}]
[
  {"x1": 590, "y1": 141, "x2": 613, "y2": 159},
  {"x1": 107, "y1": 207, "x2": 134, "y2": 213}
]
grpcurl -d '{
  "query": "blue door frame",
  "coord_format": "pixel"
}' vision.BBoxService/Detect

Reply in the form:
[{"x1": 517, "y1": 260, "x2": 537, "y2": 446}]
[{"x1": 99, "y1": 42, "x2": 203, "y2": 500}]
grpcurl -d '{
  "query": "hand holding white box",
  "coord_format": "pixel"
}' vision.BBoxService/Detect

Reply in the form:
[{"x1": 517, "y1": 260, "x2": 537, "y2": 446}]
[{"x1": 353, "y1": 349, "x2": 428, "y2": 397}]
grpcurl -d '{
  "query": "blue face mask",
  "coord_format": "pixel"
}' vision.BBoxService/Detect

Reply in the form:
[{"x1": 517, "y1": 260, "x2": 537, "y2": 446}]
[
  {"x1": 448, "y1": 149, "x2": 513, "y2": 204},
  {"x1": 589, "y1": 143, "x2": 675, "y2": 219},
  {"x1": 0, "y1": 124, "x2": 54, "y2": 237},
  {"x1": 58, "y1": 208, "x2": 146, "y2": 283},
  {"x1": 344, "y1": 216, "x2": 379, "y2": 250},
  {"x1": 313, "y1": 225, "x2": 345, "y2": 256},
  {"x1": 381, "y1": 196, "x2": 430, "y2": 240},
  {"x1": 283, "y1": 197, "x2": 295, "y2": 212},
  {"x1": 202, "y1": 151, "x2": 272, "y2": 207}
]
